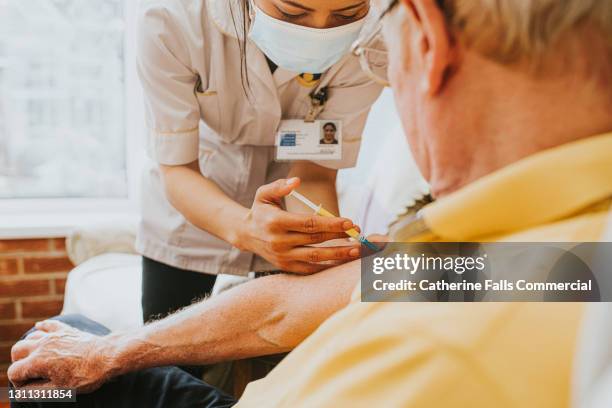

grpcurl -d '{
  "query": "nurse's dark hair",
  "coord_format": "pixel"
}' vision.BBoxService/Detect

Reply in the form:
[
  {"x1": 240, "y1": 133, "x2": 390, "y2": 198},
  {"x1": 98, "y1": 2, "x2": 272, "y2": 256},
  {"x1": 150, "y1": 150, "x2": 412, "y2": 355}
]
[
  {"x1": 230, "y1": 0, "x2": 252, "y2": 99},
  {"x1": 323, "y1": 122, "x2": 337, "y2": 131}
]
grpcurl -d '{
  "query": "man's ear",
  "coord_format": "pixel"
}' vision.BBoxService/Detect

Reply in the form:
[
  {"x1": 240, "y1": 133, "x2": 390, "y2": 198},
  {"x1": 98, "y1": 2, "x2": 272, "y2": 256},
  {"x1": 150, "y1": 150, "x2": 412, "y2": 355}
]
[{"x1": 400, "y1": 0, "x2": 452, "y2": 96}]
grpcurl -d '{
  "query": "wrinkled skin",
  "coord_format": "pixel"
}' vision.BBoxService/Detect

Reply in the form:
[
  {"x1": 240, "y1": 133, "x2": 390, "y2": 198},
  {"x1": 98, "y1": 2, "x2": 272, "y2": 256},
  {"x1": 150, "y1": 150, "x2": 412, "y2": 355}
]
[{"x1": 8, "y1": 320, "x2": 116, "y2": 393}]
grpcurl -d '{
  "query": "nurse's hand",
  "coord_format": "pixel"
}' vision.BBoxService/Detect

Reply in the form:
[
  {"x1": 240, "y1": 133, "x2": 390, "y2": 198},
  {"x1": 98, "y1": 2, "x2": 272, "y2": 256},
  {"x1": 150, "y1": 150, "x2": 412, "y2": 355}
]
[{"x1": 236, "y1": 178, "x2": 361, "y2": 274}]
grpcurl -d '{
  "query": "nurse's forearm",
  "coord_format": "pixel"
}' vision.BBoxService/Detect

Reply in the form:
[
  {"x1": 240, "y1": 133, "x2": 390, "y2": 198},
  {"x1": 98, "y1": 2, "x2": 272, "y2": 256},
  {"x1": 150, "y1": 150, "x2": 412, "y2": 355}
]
[
  {"x1": 160, "y1": 162, "x2": 247, "y2": 245},
  {"x1": 287, "y1": 162, "x2": 339, "y2": 215},
  {"x1": 160, "y1": 162, "x2": 360, "y2": 274},
  {"x1": 107, "y1": 260, "x2": 359, "y2": 374}
]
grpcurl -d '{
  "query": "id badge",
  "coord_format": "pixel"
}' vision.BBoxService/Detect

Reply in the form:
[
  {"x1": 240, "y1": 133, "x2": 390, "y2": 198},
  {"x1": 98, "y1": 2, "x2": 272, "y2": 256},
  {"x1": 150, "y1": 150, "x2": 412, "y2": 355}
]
[{"x1": 275, "y1": 119, "x2": 342, "y2": 161}]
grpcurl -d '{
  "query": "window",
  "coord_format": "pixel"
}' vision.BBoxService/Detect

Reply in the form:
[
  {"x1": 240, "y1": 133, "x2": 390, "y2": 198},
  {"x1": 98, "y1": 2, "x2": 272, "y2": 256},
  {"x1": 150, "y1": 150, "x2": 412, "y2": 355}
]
[
  {"x1": 0, "y1": 0, "x2": 143, "y2": 236},
  {"x1": 0, "y1": 0, "x2": 136, "y2": 200}
]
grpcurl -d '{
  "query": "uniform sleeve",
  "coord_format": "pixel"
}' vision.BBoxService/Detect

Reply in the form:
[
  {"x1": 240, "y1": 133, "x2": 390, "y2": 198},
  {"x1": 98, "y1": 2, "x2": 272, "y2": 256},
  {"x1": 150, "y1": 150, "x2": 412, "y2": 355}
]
[
  {"x1": 313, "y1": 59, "x2": 385, "y2": 170},
  {"x1": 136, "y1": 2, "x2": 201, "y2": 165}
]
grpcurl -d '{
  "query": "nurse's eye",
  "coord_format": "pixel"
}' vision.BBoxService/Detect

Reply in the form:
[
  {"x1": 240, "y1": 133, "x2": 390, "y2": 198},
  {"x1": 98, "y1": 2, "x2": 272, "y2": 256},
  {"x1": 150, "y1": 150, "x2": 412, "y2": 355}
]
[
  {"x1": 275, "y1": 6, "x2": 307, "y2": 20},
  {"x1": 334, "y1": 12, "x2": 359, "y2": 21}
]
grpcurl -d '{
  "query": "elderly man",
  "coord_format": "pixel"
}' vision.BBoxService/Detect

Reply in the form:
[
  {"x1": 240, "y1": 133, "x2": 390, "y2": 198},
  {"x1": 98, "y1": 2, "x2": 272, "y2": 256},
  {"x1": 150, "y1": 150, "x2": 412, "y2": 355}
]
[{"x1": 9, "y1": 0, "x2": 612, "y2": 406}]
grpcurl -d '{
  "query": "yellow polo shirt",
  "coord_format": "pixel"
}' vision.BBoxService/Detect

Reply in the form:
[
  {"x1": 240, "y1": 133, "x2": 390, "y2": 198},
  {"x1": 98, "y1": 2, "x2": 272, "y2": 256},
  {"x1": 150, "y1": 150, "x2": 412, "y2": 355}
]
[{"x1": 237, "y1": 132, "x2": 612, "y2": 408}]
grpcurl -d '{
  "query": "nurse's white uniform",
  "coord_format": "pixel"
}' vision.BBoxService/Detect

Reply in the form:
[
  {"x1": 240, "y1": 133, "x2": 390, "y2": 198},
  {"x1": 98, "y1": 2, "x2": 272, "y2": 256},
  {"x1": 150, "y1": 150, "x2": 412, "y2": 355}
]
[{"x1": 136, "y1": 0, "x2": 384, "y2": 276}]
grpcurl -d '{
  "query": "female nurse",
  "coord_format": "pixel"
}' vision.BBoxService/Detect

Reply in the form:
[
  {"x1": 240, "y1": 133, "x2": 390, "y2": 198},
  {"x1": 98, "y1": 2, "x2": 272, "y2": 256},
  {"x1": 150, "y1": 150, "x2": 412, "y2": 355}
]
[{"x1": 136, "y1": 0, "x2": 384, "y2": 323}]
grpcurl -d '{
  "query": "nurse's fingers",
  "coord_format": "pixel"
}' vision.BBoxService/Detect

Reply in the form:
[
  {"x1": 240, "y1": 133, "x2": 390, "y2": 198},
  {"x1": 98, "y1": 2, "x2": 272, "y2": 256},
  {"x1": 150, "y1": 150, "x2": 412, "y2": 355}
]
[
  {"x1": 255, "y1": 178, "x2": 301, "y2": 205},
  {"x1": 280, "y1": 213, "x2": 356, "y2": 234},
  {"x1": 288, "y1": 246, "x2": 361, "y2": 263},
  {"x1": 283, "y1": 231, "x2": 349, "y2": 246}
]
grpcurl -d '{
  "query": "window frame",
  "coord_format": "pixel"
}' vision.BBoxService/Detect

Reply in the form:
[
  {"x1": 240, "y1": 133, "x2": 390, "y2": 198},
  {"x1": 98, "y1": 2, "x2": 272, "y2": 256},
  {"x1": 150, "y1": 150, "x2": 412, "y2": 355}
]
[{"x1": 0, "y1": 0, "x2": 144, "y2": 238}]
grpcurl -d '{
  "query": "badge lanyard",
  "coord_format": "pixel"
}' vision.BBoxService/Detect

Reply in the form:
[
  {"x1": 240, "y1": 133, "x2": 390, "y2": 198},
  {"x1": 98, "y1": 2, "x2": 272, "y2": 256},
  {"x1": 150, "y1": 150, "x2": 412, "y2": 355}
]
[{"x1": 304, "y1": 86, "x2": 329, "y2": 123}]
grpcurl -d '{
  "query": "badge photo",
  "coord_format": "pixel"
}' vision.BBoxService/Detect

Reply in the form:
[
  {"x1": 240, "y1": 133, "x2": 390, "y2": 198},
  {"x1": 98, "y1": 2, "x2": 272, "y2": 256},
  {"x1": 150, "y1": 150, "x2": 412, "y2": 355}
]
[
  {"x1": 319, "y1": 121, "x2": 340, "y2": 145},
  {"x1": 276, "y1": 119, "x2": 342, "y2": 161}
]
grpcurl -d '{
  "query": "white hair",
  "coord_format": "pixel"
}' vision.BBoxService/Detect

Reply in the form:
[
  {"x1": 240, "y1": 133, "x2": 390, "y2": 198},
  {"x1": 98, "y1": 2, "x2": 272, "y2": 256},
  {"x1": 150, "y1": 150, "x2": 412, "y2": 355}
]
[{"x1": 441, "y1": 0, "x2": 612, "y2": 69}]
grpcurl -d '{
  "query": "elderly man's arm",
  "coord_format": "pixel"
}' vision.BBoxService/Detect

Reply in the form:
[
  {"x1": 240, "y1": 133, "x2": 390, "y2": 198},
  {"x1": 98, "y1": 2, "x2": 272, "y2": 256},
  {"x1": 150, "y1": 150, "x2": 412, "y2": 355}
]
[
  {"x1": 8, "y1": 260, "x2": 360, "y2": 391},
  {"x1": 123, "y1": 262, "x2": 360, "y2": 366}
]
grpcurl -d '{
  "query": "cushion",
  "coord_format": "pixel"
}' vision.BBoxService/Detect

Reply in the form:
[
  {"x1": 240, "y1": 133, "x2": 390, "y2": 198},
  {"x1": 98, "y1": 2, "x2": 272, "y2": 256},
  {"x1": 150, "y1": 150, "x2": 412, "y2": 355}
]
[{"x1": 62, "y1": 253, "x2": 143, "y2": 331}]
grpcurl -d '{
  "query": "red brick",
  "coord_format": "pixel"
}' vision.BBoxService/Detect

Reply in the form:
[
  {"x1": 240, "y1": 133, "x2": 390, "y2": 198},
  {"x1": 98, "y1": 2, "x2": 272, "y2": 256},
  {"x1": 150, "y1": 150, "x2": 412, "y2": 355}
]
[
  {"x1": 0, "y1": 303, "x2": 15, "y2": 320},
  {"x1": 0, "y1": 344, "x2": 11, "y2": 364},
  {"x1": 54, "y1": 278, "x2": 67, "y2": 295},
  {"x1": 0, "y1": 365, "x2": 9, "y2": 388},
  {"x1": 21, "y1": 300, "x2": 63, "y2": 319},
  {"x1": 0, "y1": 322, "x2": 33, "y2": 342},
  {"x1": 51, "y1": 238, "x2": 67, "y2": 251},
  {"x1": 23, "y1": 257, "x2": 73, "y2": 274},
  {"x1": 0, "y1": 280, "x2": 50, "y2": 298},
  {"x1": 0, "y1": 258, "x2": 18, "y2": 276},
  {"x1": 0, "y1": 239, "x2": 50, "y2": 253}
]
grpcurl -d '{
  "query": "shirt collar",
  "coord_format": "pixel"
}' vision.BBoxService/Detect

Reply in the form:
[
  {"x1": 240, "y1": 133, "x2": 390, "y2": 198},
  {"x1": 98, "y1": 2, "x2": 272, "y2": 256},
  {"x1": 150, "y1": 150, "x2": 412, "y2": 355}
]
[
  {"x1": 416, "y1": 132, "x2": 612, "y2": 240},
  {"x1": 207, "y1": 0, "x2": 247, "y2": 39}
]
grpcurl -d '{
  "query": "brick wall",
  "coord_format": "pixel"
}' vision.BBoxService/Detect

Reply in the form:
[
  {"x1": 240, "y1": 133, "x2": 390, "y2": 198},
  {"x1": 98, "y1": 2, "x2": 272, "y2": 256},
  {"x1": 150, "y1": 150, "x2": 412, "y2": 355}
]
[{"x1": 0, "y1": 238, "x2": 73, "y2": 388}]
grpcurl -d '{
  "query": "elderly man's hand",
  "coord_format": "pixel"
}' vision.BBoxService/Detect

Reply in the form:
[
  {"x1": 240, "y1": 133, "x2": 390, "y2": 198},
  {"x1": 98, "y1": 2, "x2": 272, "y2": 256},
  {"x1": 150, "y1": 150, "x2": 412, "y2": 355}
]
[{"x1": 8, "y1": 320, "x2": 118, "y2": 393}]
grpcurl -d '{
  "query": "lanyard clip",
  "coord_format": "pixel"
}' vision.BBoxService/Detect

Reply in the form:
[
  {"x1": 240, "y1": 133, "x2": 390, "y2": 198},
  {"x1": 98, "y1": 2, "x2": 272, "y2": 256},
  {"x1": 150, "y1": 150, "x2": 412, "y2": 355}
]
[{"x1": 304, "y1": 86, "x2": 329, "y2": 123}]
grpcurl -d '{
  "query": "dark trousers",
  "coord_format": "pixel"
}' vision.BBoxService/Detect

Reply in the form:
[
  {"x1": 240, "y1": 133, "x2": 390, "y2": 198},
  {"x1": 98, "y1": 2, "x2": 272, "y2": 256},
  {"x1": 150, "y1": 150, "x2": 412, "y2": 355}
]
[
  {"x1": 141, "y1": 257, "x2": 218, "y2": 378},
  {"x1": 141, "y1": 257, "x2": 217, "y2": 323},
  {"x1": 10, "y1": 314, "x2": 237, "y2": 408}
]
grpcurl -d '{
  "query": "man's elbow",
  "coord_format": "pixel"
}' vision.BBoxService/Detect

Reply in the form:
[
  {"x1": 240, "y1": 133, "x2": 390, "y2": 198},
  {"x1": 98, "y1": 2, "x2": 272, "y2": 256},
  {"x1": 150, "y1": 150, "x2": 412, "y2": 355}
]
[
  {"x1": 254, "y1": 278, "x2": 317, "y2": 350},
  {"x1": 257, "y1": 310, "x2": 313, "y2": 351},
  {"x1": 255, "y1": 287, "x2": 334, "y2": 350}
]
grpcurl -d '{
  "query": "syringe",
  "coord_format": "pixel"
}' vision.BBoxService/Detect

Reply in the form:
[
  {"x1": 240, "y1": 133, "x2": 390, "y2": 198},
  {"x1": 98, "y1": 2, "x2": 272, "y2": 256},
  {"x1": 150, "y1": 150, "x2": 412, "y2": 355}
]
[{"x1": 288, "y1": 190, "x2": 379, "y2": 252}]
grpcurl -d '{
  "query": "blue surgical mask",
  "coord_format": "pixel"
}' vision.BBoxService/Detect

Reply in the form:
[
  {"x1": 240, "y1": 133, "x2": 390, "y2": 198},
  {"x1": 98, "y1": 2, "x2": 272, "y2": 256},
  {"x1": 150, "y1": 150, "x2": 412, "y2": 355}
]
[{"x1": 248, "y1": 2, "x2": 368, "y2": 74}]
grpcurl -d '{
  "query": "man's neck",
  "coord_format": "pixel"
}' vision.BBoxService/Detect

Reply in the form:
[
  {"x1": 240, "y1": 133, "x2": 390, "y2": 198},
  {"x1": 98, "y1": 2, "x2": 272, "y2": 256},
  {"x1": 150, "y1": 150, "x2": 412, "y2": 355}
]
[{"x1": 429, "y1": 57, "x2": 612, "y2": 197}]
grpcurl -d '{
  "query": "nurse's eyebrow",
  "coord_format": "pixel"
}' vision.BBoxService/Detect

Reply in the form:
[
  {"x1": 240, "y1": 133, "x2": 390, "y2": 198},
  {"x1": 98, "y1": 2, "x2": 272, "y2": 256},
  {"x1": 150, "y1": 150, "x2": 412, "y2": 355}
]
[
  {"x1": 280, "y1": 0, "x2": 366, "y2": 13},
  {"x1": 331, "y1": 1, "x2": 367, "y2": 12},
  {"x1": 280, "y1": 0, "x2": 315, "y2": 12}
]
